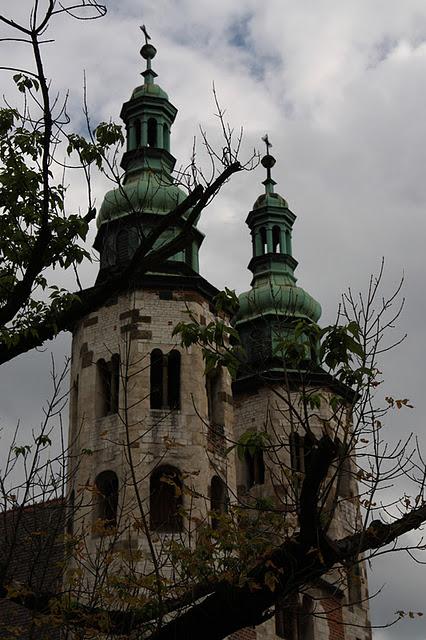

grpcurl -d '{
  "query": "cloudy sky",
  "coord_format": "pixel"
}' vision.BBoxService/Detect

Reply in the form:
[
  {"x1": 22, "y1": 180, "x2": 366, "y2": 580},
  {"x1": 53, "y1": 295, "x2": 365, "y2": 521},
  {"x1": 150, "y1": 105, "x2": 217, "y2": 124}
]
[{"x1": 1, "y1": 1, "x2": 426, "y2": 638}]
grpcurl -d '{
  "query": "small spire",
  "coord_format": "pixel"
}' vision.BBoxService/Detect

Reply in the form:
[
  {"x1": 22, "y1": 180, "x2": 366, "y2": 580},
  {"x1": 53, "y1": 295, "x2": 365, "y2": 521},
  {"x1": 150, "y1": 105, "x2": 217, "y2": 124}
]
[
  {"x1": 261, "y1": 134, "x2": 276, "y2": 194},
  {"x1": 140, "y1": 25, "x2": 158, "y2": 85}
]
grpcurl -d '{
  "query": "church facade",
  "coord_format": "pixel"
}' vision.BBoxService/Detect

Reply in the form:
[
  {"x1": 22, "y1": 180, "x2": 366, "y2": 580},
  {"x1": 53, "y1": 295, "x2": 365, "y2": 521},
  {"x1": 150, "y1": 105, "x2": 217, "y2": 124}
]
[{"x1": 67, "y1": 35, "x2": 372, "y2": 640}]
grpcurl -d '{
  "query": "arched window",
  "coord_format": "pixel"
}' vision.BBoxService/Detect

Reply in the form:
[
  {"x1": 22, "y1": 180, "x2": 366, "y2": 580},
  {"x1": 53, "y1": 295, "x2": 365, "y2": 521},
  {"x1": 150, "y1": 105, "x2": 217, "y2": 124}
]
[
  {"x1": 168, "y1": 350, "x2": 181, "y2": 409},
  {"x1": 260, "y1": 227, "x2": 267, "y2": 254},
  {"x1": 275, "y1": 594, "x2": 314, "y2": 640},
  {"x1": 150, "y1": 465, "x2": 183, "y2": 532},
  {"x1": 147, "y1": 117, "x2": 157, "y2": 147},
  {"x1": 116, "y1": 229, "x2": 129, "y2": 264},
  {"x1": 134, "y1": 119, "x2": 141, "y2": 148},
  {"x1": 163, "y1": 123, "x2": 170, "y2": 151},
  {"x1": 150, "y1": 349, "x2": 181, "y2": 410},
  {"x1": 272, "y1": 225, "x2": 281, "y2": 253},
  {"x1": 150, "y1": 349, "x2": 164, "y2": 409},
  {"x1": 210, "y1": 475, "x2": 228, "y2": 530},
  {"x1": 245, "y1": 449, "x2": 265, "y2": 489},
  {"x1": 95, "y1": 470, "x2": 119, "y2": 528},
  {"x1": 96, "y1": 355, "x2": 120, "y2": 417}
]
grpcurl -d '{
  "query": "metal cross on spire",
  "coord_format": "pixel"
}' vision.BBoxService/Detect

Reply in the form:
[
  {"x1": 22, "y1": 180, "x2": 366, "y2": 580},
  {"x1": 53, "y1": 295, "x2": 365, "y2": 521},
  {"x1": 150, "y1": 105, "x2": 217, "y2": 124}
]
[
  {"x1": 140, "y1": 24, "x2": 151, "y2": 45},
  {"x1": 261, "y1": 133, "x2": 272, "y2": 155},
  {"x1": 260, "y1": 134, "x2": 276, "y2": 194}
]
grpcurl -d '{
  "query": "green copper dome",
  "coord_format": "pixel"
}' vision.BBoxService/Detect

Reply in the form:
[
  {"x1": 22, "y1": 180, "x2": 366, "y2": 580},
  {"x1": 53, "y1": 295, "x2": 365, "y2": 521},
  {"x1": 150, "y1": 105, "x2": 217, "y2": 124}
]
[
  {"x1": 237, "y1": 281, "x2": 321, "y2": 324},
  {"x1": 97, "y1": 175, "x2": 189, "y2": 228},
  {"x1": 131, "y1": 83, "x2": 168, "y2": 100},
  {"x1": 253, "y1": 191, "x2": 288, "y2": 210}
]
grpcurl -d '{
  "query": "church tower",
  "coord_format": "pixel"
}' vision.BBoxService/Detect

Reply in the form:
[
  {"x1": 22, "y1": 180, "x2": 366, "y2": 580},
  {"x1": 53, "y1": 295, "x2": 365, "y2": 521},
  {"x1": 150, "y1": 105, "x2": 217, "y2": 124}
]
[
  {"x1": 233, "y1": 146, "x2": 372, "y2": 640},
  {"x1": 68, "y1": 36, "x2": 236, "y2": 569}
]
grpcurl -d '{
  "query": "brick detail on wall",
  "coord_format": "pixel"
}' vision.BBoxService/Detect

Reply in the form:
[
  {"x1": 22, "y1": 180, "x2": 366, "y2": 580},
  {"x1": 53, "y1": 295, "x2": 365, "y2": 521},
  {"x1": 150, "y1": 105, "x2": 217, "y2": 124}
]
[
  {"x1": 119, "y1": 309, "x2": 140, "y2": 322},
  {"x1": 83, "y1": 316, "x2": 98, "y2": 327},
  {"x1": 120, "y1": 323, "x2": 152, "y2": 340}
]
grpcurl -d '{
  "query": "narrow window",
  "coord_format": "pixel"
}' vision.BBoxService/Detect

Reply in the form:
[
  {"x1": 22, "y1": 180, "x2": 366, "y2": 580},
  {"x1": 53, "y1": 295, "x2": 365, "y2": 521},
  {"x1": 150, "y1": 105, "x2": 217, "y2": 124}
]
[
  {"x1": 272, "y1": 225, "x2": 281, "y2": 253},
  {"x1": 245, "y1": 449, "x2": 265, "y2": 489},
  {"x1": 147, "y1": 117, "x2": 157, "y2": 147},
  {"x1": 163, "y1": 123, "x2": 170, "y2": 151},
  {"x1": 96, "y1": 356, "x2": 119, "y2": 417},
  {"x1": 206, "y1": 372, "x2": 215, "y2": 423},
  {"x1": 134, "y1": 119, "x2": 141, "y2": 148},
  {"x1": 210, "y1": 475, "x2": 228, "y2": 530},
  {"x1": 205, "y1": 369, "x2": 224, "y2": 425},
  {"x1": 95, "y1": 470, "x2": 119, "y2": 528},
  {"x1": 150, "y1": 349, "x2": 181, "y2": 410},
  {"x1": 290, "y1": 432, "x2": 304, "y2": 473},
  {"x1": 110, "y1": 354, "x2": 120, "y2": 414},
  {"x1": 150, "y1": 465, "x2": 183, "y2": 532},
  {"x1": 116, "y1": 229, "x2": 129, "y2": 264},
  {"x1": 150, "y1": 349, "x2": 164, "y2": 409},
  {"x1": 275, "y1": 594, "x2": 300, "y2": 639},
  {"x1": 260, "y1": 227, "x2": 267, "y2": 255},
  {"x1": 167, "y1": 350, "x2": 181, "y2": 409}
]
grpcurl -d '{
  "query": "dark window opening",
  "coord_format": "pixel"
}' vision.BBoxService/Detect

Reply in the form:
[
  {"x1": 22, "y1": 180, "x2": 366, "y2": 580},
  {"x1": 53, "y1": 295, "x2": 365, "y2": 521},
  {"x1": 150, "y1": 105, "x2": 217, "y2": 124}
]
[
  {"x1": 150, "y1": 349, "x2": 181, "y2": 410},
  {"x1": 210, "y1": 475, "x2": 228, "y2": 530},
  {"x1": 163, "y1": 123, "x2": 170, "y2": 150},
  {"x1": 95, "y1": 470, "x2": 119, "y2": 528},
  {"x1": 147, "y1": 117, "x2": 157, "y2": 147},
  {"x1": 286, "y1": 230, "x2": 291, "y2": 254},
  {"x1": 205, "y1": 369, "x2": 224, "y2": 425},
  {"x1": 260, "y1": 226, "x2": 267, "y2": 255},
  {"x1": 275, "y1": 594, "x2": 313, "y2": 640},
  {"x1": 206, "y1": 370, "x2": 226, "y2": 455},
  {"x1": 116, "y1": 228, "x2": 129, "y2": 264},
  {"x1": 150, "y1": 349, "x2": 164, "y2": 409},
  {"x1": 275, "y1": 594, "x2": 300, "y2": 640},
  {"x1": 272, "y1": 225, "x2": 281, "y2": 253},
  {"x1": 168, "y1": 350, "x2": 181, "y2": 409},
  {"x1": 96, "y1": 355, "x2": 119, "y2": 417},
  {"x1": 150, "y1": 465, "x2": 183, "y2": 532},
  {"x1": 245, "y1": 449, "x2": 265, "y2": 489},
  {"x1": 290, "y1": 432, "x2": 304, "y2": 473},
  {"x1": 134, "y1": 119, "x2": 141, "y2": 147}
]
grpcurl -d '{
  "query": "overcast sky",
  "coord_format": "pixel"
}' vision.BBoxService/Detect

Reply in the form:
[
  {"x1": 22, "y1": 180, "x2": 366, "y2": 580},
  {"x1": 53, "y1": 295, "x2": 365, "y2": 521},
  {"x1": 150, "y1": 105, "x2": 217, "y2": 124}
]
[{"x1": 1, "y1": 1, "x2": 426, "y2": 638}]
